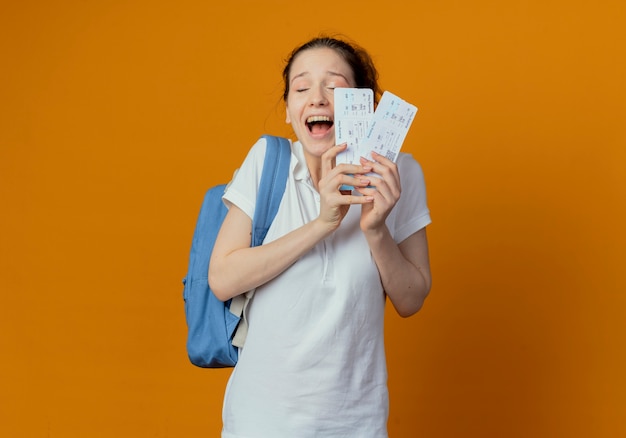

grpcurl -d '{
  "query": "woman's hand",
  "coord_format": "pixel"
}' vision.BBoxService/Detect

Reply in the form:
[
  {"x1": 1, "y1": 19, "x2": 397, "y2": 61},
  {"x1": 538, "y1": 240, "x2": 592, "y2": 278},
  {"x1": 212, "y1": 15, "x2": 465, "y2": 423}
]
[
  {"x1": 356, "y1": 152, "x2": 401, "y2": 232},
  {"x1": 316, "y1": 144, "x2": 375, "y2": 231}
]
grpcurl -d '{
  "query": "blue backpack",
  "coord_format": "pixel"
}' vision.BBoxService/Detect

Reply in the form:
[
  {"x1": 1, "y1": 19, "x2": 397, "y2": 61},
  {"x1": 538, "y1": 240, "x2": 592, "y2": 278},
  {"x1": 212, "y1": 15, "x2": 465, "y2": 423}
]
[{"x1": 182, "y1": 135, "x2": 291, "y2": 368}]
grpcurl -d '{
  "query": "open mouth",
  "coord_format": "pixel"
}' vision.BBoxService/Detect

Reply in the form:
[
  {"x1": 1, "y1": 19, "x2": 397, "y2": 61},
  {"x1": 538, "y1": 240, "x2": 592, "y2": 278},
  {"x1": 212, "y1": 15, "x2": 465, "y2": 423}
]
[{"x1": 306, "y1": 115, "x2": 334, "y2": 136}]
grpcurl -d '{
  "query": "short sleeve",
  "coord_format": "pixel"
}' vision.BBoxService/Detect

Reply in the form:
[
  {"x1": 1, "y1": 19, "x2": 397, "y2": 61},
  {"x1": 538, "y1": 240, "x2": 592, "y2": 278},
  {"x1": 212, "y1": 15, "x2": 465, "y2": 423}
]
[
  {"x1": 222, "y1": 137, "x2": 268, "y2": 220},
  {"x1": 390, "y1": 153, "x2": 432, "y2": 243}
]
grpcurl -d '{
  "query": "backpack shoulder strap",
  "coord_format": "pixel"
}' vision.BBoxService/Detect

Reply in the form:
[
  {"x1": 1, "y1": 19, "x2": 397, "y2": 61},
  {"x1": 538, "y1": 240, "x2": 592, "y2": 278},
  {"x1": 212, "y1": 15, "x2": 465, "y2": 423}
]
[
  {"x1": 251, "y1": 134, "x2": 291, "y2": 246},
  {"x1": 231, "y1": 135, "x2": 290, "y2": 348}
]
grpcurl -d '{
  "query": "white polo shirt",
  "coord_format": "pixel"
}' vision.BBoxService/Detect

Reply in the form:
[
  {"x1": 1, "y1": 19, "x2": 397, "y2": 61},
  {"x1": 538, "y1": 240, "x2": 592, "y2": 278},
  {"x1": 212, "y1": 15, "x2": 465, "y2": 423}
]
[{"x1": 221, "y1": 138, "x2": 431, "y2": 438}]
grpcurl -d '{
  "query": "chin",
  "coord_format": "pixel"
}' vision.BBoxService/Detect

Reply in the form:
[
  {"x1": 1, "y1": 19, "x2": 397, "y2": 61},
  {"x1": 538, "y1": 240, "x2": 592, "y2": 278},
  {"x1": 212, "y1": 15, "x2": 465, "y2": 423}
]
[{"x1": 302, "y1": 137, "x2": 335, "y2": 157}]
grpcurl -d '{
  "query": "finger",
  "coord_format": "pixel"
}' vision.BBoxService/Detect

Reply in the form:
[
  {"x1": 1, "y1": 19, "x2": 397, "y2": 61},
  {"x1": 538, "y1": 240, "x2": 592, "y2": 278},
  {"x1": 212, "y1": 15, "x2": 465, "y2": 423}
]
[
  {"x1": 322, "y1": 161, "x2": 373, "y2": 192},
  {"x1": 361, "y1": 155, "x2": 400, "y2": 195},
  {"x1": 321, "y1": 143, "x2": 347, "y2": 177},
  {"x1": 370, "y1": 151, "x2": 393, "y2": 165},
  {"x1": 327, "y1": 173, "x2": 374, "y2": 194},
  {"x1": 357, "y1": 178, "x2": 391, "y2": 203},
  {"x1": 357, "y1": 177, "x2": 397, "y2": 210},
  {"x1": 340, "y1": 194, "x2": 374, "y2": 205},
  {"x1": 371, "y1": 152, "x2": 401, "y2": 188},
  {"x1": 362, "y1": 153, "x2": 395, "y2": 178},
  {"x1": 321, "y1": 175, "x2": 366, "y2": 195},
  {"x1": 332, "y1": 162, "x2": 373, "y2": 179}
]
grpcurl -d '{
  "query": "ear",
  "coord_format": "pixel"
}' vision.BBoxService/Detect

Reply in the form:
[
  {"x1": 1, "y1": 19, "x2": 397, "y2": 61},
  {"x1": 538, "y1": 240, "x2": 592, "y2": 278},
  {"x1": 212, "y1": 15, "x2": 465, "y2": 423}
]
[{"x1": 285, "y1": 106, "x2": 291, "y2": 124}]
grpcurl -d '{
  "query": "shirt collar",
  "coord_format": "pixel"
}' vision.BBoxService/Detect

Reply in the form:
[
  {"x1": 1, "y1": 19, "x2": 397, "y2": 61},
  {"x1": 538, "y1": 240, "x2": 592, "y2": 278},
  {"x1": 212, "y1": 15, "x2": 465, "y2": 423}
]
[{"x1": 291, "y1": 140, "x2": 310, "y2": 182}]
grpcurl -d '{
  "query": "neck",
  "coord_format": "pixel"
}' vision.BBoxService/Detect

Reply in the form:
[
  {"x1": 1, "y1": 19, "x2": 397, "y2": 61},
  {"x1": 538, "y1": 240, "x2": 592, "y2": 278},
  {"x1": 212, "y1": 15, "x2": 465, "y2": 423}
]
[{"x1": 304, "y1": 153, "x2": 322, "y2": 191}]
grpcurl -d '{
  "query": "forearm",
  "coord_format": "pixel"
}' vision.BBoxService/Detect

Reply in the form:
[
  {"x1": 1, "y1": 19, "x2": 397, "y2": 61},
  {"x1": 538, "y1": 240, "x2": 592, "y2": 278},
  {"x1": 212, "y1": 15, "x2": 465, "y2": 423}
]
[
  {"x1": 209, "y1": 218, "x2": 334, "y2": 301},
  {"x1": 364, "y1": 226, "x2": 431, "y2": 317}
]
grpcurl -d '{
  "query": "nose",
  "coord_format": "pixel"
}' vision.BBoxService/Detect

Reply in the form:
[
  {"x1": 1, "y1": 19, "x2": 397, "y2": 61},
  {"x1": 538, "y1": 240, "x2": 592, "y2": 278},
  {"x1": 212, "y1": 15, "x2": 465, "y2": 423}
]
[{"x1": 309, "y1": 85, "x2": 328, "y2": 106}]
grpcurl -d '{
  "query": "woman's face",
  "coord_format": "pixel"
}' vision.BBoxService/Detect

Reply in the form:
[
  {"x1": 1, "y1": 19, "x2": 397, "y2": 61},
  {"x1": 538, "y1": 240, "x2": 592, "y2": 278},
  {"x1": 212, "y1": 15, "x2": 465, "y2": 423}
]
[{"x1": 285, "y1": 47, "x2": 356, "y2": 158}]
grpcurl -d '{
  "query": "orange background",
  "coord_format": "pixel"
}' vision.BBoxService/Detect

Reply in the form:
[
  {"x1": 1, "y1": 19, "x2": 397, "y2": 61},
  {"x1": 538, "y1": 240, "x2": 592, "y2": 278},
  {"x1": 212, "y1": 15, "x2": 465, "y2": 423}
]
[{"x1": 1, "y1": 1, "x2": 625, "y2": 437}]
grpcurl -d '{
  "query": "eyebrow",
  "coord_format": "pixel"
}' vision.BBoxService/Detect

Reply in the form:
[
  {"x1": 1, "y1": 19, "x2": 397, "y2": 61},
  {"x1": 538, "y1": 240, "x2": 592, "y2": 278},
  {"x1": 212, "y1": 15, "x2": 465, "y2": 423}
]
[{"x1": 290, "y1": 71, "x2": 351, "y2": 85}]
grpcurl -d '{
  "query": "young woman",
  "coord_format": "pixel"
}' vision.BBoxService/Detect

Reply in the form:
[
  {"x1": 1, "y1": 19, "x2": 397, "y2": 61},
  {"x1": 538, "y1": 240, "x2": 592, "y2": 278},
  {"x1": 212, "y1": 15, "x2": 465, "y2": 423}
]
[{"x1": 209, "y1": 36, "x2": 432, "y2": 437}]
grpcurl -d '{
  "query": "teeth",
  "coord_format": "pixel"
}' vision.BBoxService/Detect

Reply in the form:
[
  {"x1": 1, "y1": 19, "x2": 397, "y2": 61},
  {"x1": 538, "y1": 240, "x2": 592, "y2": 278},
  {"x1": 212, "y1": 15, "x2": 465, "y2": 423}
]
[{"x1": 306, "y1": 115, "x2": 332, "y2": 124}]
